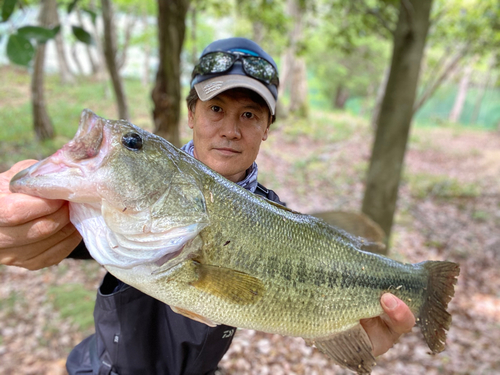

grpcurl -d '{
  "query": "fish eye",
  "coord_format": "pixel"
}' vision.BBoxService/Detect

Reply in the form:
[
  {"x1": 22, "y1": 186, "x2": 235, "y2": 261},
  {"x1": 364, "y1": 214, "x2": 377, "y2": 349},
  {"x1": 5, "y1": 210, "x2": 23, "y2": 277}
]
[{"x1": 122, "y1": 132, "x2": 143, "y2": 151}]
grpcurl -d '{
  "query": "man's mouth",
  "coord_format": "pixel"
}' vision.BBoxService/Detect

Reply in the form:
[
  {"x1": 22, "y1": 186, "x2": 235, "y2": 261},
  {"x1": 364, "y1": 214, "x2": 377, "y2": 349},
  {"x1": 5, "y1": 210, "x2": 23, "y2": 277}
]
[{"x1": 214, "y1": 147, "x2": 240, "y2": 155}]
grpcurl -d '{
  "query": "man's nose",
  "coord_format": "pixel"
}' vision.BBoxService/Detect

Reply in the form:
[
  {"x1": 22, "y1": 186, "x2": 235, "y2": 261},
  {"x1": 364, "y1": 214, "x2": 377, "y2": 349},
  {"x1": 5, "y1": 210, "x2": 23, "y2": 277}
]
[{"x1": 220, "y1": 118, "x2": 241, "y2": 139}]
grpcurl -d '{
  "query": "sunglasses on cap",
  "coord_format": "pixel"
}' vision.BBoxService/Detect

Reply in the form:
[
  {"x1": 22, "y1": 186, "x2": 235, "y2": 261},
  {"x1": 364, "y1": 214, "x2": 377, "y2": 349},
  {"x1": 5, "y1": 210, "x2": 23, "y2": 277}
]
[{"x1": 192, "y1": 51, "x2": 280, "y2": 87}]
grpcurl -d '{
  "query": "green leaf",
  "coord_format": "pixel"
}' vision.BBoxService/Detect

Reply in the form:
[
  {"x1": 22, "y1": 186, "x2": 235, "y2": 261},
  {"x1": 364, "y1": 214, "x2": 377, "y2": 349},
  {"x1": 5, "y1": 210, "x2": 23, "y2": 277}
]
[
  {"x1": 72, "y1": 25, "x2": 94, "y2": 45},
  {"x1": 18, "y1": 25, "x2": 60, "y2": 43},
  {"x1": 6, "y1": 33, "x2": 35, "y2": 66},
  {"x1": 82, "y1": 8, "x2": 97, "y2": 24},
  {"x1": 2, "y1": 0, "x2": 17, "y2": 22},
  {"x1": 67, "y1": 0, "x2": 79, "y2": 14}
]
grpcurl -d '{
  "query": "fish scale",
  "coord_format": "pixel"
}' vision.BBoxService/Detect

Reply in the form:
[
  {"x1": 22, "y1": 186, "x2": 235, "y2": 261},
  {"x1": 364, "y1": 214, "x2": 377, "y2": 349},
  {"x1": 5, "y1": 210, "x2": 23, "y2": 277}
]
[{"x1": 10, "y1": 109, "x2": 460, "y2": 374}]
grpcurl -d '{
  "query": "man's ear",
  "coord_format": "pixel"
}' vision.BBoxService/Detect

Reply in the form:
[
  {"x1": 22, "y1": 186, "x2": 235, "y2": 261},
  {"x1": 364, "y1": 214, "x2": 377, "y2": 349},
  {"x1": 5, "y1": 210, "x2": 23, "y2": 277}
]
[
  {"x1": 262, "y1": 126, "x2": 269, "y2": 141},
  {"x1": 187, "y1": 109, "x2": 195, "y2": 129}
]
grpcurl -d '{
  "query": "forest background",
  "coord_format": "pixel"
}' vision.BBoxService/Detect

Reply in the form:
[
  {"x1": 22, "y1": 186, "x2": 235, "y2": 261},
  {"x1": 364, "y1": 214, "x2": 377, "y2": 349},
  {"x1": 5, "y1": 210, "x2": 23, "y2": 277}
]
[{"x1": 0, "y1": 0, "x2": 499, "y2": 374}]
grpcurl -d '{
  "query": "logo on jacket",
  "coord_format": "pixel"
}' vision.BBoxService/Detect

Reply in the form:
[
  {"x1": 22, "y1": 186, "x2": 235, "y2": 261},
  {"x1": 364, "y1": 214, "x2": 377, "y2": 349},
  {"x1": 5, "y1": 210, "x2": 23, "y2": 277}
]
[{"x1": 222, "y1": 329, "x2": 234, "y2": 339}]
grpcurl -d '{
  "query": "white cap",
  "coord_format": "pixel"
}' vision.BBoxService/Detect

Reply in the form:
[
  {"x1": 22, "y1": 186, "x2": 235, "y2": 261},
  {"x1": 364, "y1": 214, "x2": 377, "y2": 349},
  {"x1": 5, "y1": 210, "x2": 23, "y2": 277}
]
[{"x1": 194, "y1": 75, "x2": 277, "y2": 116}]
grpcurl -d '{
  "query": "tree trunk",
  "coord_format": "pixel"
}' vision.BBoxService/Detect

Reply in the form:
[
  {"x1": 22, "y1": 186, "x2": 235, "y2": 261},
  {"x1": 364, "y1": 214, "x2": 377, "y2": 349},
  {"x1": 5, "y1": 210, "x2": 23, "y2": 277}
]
[
  {"x1": 334, "y1": 84, "x2": 350, "y2": 109},
  {"x1": 32, "y1": 0, "x2": 56, "y2": 141},
  {"x1": 76, "y1": 9, "x2": 99, "y2": 75},
  {"x1": 471, "y1": 54, "x2": 496, "y2": 124},
  {"x1": 71, "y1": 44, "x2": 84, "y2": 75},
  {"x1": 102, "y1": 0, "x2": 129, "y2": 120},
  {"x1": 289, "y1": 57, "x2": 308, "y2": 117},
  {"x1": 278, "y1": 0, "x2": 307, "y2": 118},
  {"x1": 448, "y1": 61, "x2": 474, "y2": 123},
  {"x1": 48, "y1": 1, "x2": 73, "y2": 84},
  {"x1": 151, "y1": 0, "x2": 190, "y2": 147},
  {"x1": 276, "y1": 48, "x2": 293, "y2": 119},
  {"x1": 361, "y1": 0, "x2": 434, "y2": 248},
  {"x1": 252, "y1": 20, "x2": 264, "y2": 45},
  {"x1": 141, "y1": 11, "x2": 151, "y2": 87},
  {"x1": 117, "y1": 14, "x2": 137, "y2": 71},
  {"x1": 370, "y1": 65, "x2": 390, "y2": 128},
  {"x1": 190, "y1": 6, "x2": 197, "y2": 66}
]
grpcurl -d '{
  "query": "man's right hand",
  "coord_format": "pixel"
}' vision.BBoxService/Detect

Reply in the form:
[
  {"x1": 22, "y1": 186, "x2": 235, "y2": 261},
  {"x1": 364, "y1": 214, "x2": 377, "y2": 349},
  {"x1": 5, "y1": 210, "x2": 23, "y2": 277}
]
[{"x1": 0, "y1": 160, "x2": 82, "y2": 270}]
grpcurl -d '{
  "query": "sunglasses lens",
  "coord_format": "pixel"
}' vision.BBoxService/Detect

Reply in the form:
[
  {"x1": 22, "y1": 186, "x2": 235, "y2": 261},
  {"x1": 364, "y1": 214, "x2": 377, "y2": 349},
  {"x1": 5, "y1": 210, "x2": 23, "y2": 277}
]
[
  {"x1": 199, "y1": 52, "x2": 235, "y2": 73},
  {"x1": 242, "y1": 56, "x2": 277, "y2": 85},
  {"x1": 194, "y1": 52, "x2": 278, "y2": 87}
]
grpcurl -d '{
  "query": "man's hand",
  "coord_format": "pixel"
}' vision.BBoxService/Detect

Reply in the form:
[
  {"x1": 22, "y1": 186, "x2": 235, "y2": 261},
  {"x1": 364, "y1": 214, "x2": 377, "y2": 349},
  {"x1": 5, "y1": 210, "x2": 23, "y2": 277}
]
[
  {"x1": 361, "y1": 293, "x2": 416, "y2": 357},
  {"x1": 0, "y1": 160, "x2": 82, "y2": 270}
]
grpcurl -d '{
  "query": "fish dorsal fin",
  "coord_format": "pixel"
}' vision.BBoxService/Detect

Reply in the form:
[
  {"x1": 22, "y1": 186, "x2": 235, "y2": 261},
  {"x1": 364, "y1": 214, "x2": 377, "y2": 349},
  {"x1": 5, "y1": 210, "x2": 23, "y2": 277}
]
[
  {"x1": 170, "y1": 306, "x2": 218, "y2": 327},
  {"x1": 252, "y1": 194, "x2": 302, "y2": 214},
  {"x1": 310, "y1": 323, "x2": 376, "y2": 374},
  {"x1": 190, "y1": 261, "x2": 265, "y2": 305}
]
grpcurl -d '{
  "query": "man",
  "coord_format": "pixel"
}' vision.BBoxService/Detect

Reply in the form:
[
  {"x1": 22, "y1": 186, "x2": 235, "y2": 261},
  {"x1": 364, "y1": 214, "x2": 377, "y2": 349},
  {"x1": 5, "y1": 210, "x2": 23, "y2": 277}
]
[{"x1": 0, "y1": 38, "x2": 414, "y2": 374}]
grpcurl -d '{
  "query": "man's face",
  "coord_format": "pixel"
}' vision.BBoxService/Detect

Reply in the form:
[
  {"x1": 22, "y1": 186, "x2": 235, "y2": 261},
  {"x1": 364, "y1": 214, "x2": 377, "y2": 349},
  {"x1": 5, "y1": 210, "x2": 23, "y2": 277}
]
[{"x1": 188, "y1": 90, "x2": 270, "y2": 183}]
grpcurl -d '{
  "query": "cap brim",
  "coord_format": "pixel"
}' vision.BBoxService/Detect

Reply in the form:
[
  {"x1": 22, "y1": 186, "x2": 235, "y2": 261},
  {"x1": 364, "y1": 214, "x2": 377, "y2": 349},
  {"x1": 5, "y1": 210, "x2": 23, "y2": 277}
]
[{"x1": 194, "y1": 75, "x2": 276, "y2": 116}]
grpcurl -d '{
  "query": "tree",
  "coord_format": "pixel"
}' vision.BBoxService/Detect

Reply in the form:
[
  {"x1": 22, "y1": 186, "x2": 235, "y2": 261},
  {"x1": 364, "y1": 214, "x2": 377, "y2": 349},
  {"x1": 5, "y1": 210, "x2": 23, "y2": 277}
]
[
  {"x1": 4, "y1": 0, "x2": 94, "y2": 141},
  {"x1": 50, "y1": 1, "x2": 74, "y2": 84},
  {"x1": 151, "y1": 0, "x2": 190, "y2": 147},
  {"x1": 362, "y1": 0, "x2": 434, "y2": 245},
  {"x1": 471, "y1": 54, "x2": 497, "y2": 124},
  {"x1": 413, "y1": 0, "x2": 499, "y2": 114},
  {"x1": 102, "y1": 0, "x2": 129, "y2": 120},
  {"x1": 32, "y1": 0, "x2": 58, "y2": 141},
  {"x1": 448, "y1": 57, "x2": 476, "y2": 123},
  {"x1": 278, "y1": 0, "x2": 309, "y2": 118}
]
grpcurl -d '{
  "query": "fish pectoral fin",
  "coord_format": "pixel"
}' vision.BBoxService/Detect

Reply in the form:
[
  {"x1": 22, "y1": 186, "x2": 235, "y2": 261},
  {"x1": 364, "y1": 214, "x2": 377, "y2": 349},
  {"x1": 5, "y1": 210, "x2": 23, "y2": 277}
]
[
  {"x1": 309, "y1": 323, "x2": 376, "y2": 375},
  {"x1": 170, "y1": 306, "x2": 217, "y2": 327},
  {"x1": 190, "y1": 261, "x2": 265, "y2": 305}
]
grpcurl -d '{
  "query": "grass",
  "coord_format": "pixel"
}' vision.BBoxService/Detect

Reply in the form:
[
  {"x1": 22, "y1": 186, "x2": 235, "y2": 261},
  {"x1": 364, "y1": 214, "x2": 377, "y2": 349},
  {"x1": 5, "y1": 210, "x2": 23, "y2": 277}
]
[
  {"x1": 47, "y1": 283, "x2": 96, "y2": 331},
  {"x1": 0, "y1": 290, "x2": 26, "y2": 317},
  {"x1": 280, "y1": 110, "x2": 367, "y2": 144},
  {"x1": 0, "y1": 66, "x2": 154, "y2": 170},
  {"x1": 405, "y1": 172, "x2": 482, "y2": 199}
]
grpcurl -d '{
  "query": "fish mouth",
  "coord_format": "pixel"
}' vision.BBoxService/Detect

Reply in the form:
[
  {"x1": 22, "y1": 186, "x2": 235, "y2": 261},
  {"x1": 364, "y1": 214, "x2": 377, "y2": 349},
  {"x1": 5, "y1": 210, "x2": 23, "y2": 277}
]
[{"x1": 10, "y1": 109, "x2": 109, "y2": 202}]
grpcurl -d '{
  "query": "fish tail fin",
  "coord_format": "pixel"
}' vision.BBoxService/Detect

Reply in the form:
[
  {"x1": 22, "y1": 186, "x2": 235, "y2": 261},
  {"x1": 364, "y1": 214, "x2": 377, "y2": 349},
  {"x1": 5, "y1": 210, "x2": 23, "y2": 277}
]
[{"x1": 418, "y1": 260, "x2": 460, "y2": 353}]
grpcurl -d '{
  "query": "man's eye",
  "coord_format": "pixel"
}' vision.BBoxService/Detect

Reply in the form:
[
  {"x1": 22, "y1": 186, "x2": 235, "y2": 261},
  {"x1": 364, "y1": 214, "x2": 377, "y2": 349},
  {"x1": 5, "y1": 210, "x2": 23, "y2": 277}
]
[
  {"x1": 211, "y1": 106, "x2": 222, "y2": 112},
  {"x1": 243, "y1": 112, "x2": 254, "y2": 119}
]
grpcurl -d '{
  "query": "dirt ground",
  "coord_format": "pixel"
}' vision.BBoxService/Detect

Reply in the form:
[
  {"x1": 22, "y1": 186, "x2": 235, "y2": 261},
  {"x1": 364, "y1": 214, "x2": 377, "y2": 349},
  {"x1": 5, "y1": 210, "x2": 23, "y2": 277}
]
[{"x1": 1, "y1": 119, "x2": 499, "y2": 374}]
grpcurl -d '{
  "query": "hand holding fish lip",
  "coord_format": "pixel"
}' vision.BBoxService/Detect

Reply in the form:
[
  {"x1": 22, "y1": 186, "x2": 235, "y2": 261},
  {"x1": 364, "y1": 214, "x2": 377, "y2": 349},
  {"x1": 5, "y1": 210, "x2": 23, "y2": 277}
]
[{"x1": 0, "y1": 160, "x2": 82, "y2": 270}]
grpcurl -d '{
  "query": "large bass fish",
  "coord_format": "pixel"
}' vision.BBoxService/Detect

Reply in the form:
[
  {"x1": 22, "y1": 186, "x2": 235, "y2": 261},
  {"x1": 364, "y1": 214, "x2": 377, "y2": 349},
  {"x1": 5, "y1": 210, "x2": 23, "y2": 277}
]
[{"x1": 10, "y1": 110, "x2": 459, "y2": 374}]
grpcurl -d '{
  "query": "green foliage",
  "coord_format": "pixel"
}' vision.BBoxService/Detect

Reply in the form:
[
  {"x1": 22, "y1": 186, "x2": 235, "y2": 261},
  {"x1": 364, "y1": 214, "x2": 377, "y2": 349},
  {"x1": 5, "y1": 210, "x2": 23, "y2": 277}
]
[
  {"x1": 1, "y1": 0, "x2": 16, "y2": 22},
  {"x1": 67, "y1": 0, "x2": 80, "y2": 14},
  {"x1": 430, "y1": 0, "x2": 500, "y2": 52},
  {"x1": 6, "y1": 23, "x2": 62, "y2": 66},
  {"x1": 318, "y1": 0, "x2": 399, "y2": 52},
  {"x1": 72, "y1": 25, "x2": 94, "y2": 44},
  {"x1": 6, "y1": 33, "x2": 35, "y2": 65},
  {"x1": 18, "y1": 25, "x2": 61, "y2": 43},
  {"x1": 47, "y1": 284, "x2": 96, "y2": 330},
  {"x1": 306, "y1": 21, "x2": 390, "y2": 108},
  {"x1": 2, "y1": 0, "x2": 85, "y2": 66}
]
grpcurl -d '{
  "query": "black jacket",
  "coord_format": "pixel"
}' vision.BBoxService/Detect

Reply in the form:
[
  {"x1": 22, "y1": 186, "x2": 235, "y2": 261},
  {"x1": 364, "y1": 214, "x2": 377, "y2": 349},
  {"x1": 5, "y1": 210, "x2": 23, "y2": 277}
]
[{"x1": 66, "y1": 183, "x2": 284, "y2": 375}]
